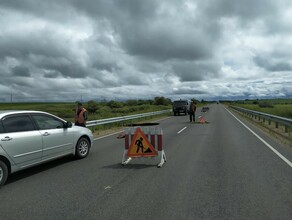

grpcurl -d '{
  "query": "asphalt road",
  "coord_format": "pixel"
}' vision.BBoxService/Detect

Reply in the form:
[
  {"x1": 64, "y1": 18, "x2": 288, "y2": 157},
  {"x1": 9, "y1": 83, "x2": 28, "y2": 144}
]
[{"x1": 0, "y1": 104, "x2": 291, "y2": 220}]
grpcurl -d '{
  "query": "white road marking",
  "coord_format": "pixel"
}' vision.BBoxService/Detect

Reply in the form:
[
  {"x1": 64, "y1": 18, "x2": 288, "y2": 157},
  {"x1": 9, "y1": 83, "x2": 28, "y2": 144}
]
[
  {"x1": 226, "y1": 108, "x2": 292, "y2": 168},
  {"x1": 94, "y1": 131, "x2": 123, "y2": 141},
  {"x1": 178, "y1": 127, "x2": 187, "y2": 134}
]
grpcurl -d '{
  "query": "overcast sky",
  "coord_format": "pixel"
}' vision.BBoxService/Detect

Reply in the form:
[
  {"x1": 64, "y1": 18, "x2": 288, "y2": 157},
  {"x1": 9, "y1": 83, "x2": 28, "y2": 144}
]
[{"x1": 0, "y1": 0, "x2": 291, "y2": 102}]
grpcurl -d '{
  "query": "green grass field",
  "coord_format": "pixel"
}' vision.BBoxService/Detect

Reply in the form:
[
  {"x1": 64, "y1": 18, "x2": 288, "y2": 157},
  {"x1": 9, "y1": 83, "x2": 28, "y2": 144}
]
[
  {"x1": 0, "y1": 102, "x2": 172, "y2": 122},
  {"x1": 238, "y1": 104, "x2": 292, "y2": 118},
  {"x1": 231, "y1": 99, "x2": 292, "y2": 119},
  {"x1": 2, "y1": 98, "x2": 289, "y2": 122}
]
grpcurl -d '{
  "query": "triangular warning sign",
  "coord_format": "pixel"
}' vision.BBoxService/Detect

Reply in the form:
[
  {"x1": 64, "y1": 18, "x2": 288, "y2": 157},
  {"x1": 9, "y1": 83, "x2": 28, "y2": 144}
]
[{"x1": 127, "y1": 127, "x2": 158, "y2": 157}]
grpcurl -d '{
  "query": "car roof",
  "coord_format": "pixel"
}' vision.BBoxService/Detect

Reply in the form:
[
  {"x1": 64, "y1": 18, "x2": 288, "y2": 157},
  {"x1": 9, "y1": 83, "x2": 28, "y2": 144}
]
[{"x1": 0, "y1": 110, "x2": 53, "y2": 118}]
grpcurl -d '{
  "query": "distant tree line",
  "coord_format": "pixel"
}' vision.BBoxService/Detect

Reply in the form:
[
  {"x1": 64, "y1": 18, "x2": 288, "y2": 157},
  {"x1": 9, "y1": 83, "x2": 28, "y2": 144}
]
[{"x1": 86, "y1": 96, "x2": 172, "y2": 114}]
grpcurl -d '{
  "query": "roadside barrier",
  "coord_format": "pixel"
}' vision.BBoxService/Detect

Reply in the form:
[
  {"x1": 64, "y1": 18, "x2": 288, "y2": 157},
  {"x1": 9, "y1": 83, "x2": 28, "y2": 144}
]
[
  {"x1": 230, "y1": 106, "x2": 292, "y2": 134},
  {"x1": 86, "y1": 109, "x2": 171, "y2": 128},
  {"x1": 121, "y1": 126, "x2": 166, "y2": 167}
]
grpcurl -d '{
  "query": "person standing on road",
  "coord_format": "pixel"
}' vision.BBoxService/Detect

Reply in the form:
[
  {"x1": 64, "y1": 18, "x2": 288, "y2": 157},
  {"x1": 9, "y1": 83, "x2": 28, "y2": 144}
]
[
  {"x1": 189, "y1": 101, "x2": 196, "y2": 122},
  {"x1": 75, "y1": 102, "x2": 88, "y2": 127}
]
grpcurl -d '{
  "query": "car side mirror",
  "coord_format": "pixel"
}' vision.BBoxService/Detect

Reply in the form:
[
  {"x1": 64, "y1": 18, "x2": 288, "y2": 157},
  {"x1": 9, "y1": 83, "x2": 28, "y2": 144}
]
[{"x1": 65, "y1": 121, "x2": 72, "y2": 128}]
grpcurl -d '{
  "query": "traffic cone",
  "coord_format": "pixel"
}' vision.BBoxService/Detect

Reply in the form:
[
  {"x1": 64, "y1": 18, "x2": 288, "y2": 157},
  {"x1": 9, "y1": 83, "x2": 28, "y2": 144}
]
[{"x1": 198, "y1": 116, "x2": 207, "y2": 123}]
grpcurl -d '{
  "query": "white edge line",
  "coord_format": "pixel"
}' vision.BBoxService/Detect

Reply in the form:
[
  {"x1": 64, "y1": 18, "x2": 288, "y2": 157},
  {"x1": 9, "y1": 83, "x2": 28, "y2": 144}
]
[
  {"x1": 94, "y1": 130, "x2": 123, "y2": 141},
  {"x1": 178, "y1": 127, "x2": 187, "y2": 134},
  {"x1": 225, "y1": 108, "x2": 292, "y2": 168}
]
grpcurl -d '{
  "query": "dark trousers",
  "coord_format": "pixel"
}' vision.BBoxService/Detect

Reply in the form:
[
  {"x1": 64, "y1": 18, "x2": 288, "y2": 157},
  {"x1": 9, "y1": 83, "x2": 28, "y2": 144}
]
[
  {"x1": 75, "y1": 122, "x2": 86, "y2": 127},
  {"x1": 189, "y1": 112, "x2": 195, "y2": 122}
]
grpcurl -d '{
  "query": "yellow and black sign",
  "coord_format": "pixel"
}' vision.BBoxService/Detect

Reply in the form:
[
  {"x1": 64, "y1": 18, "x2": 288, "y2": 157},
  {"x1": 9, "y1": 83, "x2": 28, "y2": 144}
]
[{"x1": 127, "y1": 127, "x2": 158, "y2": 157}]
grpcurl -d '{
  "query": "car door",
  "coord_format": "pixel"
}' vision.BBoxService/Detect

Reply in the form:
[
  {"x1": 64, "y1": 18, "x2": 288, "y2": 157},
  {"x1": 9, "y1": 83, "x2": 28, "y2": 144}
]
[
  {"x1": 0, "y1": 114, "x2": 43, "y2": 168},
  {"x1": 31, "y1": 114, "x2": 74, "y2": 160}
]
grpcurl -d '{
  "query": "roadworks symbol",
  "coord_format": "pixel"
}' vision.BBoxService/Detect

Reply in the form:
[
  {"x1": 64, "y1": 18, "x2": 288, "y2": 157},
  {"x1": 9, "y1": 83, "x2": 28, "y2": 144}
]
[{"x1": 127, "y1": 127, "x2": 158, "y2": 157}]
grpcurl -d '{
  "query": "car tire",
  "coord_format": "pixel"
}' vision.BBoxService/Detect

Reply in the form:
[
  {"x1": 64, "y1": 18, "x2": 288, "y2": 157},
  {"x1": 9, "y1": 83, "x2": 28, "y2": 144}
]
[
  {"x1": 75, "y1": 137, "x2": 90, "y2": 159},
  {"x1": 0, "y1": 160, "x2": 8, "y2": 186}
]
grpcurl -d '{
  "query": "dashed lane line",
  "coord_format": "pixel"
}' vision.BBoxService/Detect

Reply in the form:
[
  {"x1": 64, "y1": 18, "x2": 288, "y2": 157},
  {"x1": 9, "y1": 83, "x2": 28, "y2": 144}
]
[{"x1": 177, "y1": 127, "x2": 187, "y2": 134}]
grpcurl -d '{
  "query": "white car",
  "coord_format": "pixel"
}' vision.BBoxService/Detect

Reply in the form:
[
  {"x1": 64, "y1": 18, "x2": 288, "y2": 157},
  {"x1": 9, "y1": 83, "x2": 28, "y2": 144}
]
[{"x1": 0, "y1": 110, "x2": 93, "y2": 186}]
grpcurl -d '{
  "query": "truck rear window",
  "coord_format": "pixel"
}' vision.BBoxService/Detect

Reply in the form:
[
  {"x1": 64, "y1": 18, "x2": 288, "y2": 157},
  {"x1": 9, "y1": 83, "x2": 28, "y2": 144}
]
[{"x1": 173, "y1": 101, "x2": 187, "y2": 105}]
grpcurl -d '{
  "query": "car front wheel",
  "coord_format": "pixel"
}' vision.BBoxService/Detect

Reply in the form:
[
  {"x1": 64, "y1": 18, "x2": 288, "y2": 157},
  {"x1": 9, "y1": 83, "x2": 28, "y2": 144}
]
[
  {"x1": 0, "y1": 160, "x2": 8, "y2": 186},
  {"x1": 75, "y1": 137, "x2": 90, "y2": 159}
]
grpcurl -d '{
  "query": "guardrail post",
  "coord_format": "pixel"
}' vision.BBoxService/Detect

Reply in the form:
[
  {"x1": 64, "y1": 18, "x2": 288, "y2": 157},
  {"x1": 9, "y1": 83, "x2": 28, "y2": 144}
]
[
  {"x1": 275, "y1": 122, "x2": 279, "y2": 129},
  {"x1": 284, "y1": 125, "x2": 288, "y2": 133}
]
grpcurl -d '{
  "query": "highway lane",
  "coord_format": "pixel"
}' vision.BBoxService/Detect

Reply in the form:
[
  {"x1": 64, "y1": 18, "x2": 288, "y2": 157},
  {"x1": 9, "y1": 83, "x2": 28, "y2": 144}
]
[{"x1": 0, "y1": 104, "x2": 291, "y2": 219}]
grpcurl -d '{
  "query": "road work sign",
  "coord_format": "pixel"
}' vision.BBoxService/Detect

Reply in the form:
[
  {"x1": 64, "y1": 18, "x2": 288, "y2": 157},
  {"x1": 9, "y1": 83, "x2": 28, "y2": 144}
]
[
  {"x1": 121, "y1": 126, "x2": 166, "y2": 167},
  {"x1": 127, "y1": 127, "x2": 158, "y2": 157}
]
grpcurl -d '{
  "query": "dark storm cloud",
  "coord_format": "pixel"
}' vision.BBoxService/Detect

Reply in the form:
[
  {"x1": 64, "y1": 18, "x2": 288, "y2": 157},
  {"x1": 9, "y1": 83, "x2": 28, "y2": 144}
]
[
  {"x1": 0, "y1": 27, "x2": 76, "y2": 81},
  {"x1": 12, "y1": 66, "x2": 30, "y2": 77},
  {"x1": 172, "y1": 88, "x2": 207, "y2": 95},
  {"x1": 0, "y1": 0, "x2": 291, "y2": 102},
  {"x1": 4, "y1": 77, "x2": 34, "y2": 89},
  {"x1": 268, "y1": 63, "x2": 292, "y2": 72},
  {"x1": 92, "y1": 60, "x2": 121, "y2": 73},
  {"x1": 71, "y1": 0, "x2": 158, "y2": 21},
  {"x1": 15, "y1": 55, "x2": 90, "y2": 79},
  {"x1": 0, "y1": 0, "x2": 77, "y2": 23},
  {"x1": 254, "y1": 56, "x2": 292, "y2": 72},
  {"x1": 0, "y1": 31, "x2": 91, "y2": 79},
  {"x1": 172, "y1": 60, "x2": 220, "y2": 82},
  {"x1": 114, "y1": 6, "x2": 217, "y2": 61},
  {"x1": 43, "y1": 71, "x2": 60, "y2": 78},
  {"x1": 70, "y1": 0, "x2": 219, "y2": 61},
  {"x1": 0, "y1": 33, "x2": 67, "y2": 60},
  {"x1": 203, "y1": 0, "x2": 278, "y2": 22},
  {"x1": 119, "y1": 27, "x2": 212, "y2": 61}
]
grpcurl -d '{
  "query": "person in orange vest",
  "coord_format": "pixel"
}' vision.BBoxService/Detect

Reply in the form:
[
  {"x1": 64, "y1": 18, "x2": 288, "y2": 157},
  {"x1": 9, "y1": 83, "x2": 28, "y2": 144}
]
[
  {"x1": 75, "y1": 102, "x2": 88, "y2": 127},
  {"x1": 189, "y1": 101, "x2": 196, "y2": 122}
]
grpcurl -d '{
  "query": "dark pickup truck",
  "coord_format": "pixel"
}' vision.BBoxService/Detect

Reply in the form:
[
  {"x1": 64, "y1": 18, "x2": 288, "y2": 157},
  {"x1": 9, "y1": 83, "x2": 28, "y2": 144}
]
[{"x1": 172, "y1": 100, "x2": 191, "y2": 116}]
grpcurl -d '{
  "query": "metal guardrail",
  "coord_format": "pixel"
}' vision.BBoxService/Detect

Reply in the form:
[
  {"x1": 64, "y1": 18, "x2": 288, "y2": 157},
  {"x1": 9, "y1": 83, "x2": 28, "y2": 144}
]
[
  {"x1": 86, "y1": 109, "x2": 172, "y2": 127},
  {"x1": 230, "y1": 106, "x2": 292, "y2": 132}
]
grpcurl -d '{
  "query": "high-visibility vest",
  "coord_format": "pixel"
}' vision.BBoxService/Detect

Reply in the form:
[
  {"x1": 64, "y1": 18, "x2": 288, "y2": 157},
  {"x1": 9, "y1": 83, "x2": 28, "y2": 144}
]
[{"x1": 75, "y1": 108, "x2": 87, "y2": 124}]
